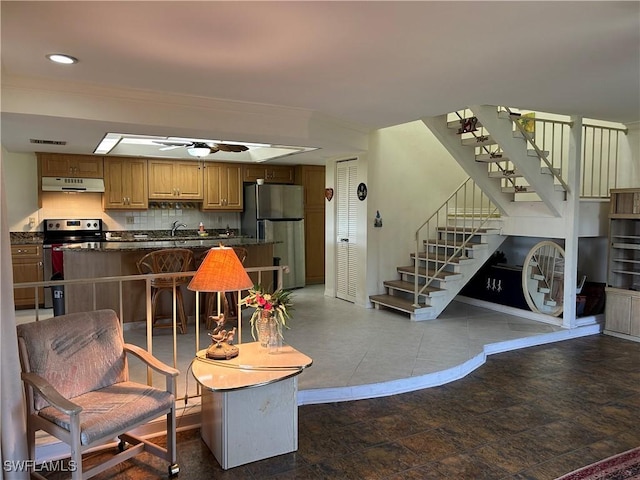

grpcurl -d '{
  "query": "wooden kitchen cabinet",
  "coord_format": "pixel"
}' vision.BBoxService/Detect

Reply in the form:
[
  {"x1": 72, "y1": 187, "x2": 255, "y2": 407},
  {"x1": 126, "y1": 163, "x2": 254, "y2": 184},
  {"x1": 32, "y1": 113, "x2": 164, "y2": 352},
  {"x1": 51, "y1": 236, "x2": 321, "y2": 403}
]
[
  {"x1": 295, "y1": 165, "x2": 325, "y2": 284},
  {"x1": 11, "y1": 244, "x2": 44, "y2": 308},
  {"x1": 604, "y1": 188, "x2": 640, "y2": 342},
  {"x1": 202, "y1": 163, "x2": 243, "y2": 211},
  {"x1": 148, "y1": 159, "x2": 203, "y2": 200},
  {"x1": 38, "y1": 153, "x2": 104, "y2": 178},
  {"x1": 243, "y1": 165, "x2": 295, "y2": 184},
  {"x1": 103, "y1": 157, "x2": 148, "y2": 209}
]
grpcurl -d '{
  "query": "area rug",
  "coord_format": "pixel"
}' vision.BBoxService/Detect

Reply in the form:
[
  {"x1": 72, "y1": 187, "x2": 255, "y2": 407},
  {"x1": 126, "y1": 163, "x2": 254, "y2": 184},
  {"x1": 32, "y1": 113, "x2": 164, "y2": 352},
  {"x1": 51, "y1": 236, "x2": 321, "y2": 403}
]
[{"x1": 556, "y1": 446, "x2": 640, "y2": 480}]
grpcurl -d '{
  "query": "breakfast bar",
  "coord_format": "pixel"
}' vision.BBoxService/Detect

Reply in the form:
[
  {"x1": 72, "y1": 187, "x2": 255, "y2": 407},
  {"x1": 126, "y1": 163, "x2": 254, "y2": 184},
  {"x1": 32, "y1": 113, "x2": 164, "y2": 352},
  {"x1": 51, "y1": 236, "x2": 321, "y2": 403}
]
[
  {"x1": 191, "y1": 342, "x2": 312, "y2": 469},
  {"x1": 60, "y1": 238, "x2": 275, "y2": 323}
]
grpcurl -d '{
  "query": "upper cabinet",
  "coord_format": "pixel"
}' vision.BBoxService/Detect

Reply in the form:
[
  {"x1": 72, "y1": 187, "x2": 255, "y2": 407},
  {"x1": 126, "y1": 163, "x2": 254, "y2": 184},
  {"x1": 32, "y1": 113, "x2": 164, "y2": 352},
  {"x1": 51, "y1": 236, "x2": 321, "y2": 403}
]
[
  {"x1": 148, "y1": 159, "x2": 203, "y2": 200},
  {"x1": 38, "y1": 153, "x2": 103, "y2": 178},
  {"x1": 243, "y1": 164, "x2": 294, "y2": 184},
  {"x1": 202, "y1": 163, "x2": 243, "y2": 211},
  {"x1": 103, "y1": 157, "x2": 148, "y2": 210}
]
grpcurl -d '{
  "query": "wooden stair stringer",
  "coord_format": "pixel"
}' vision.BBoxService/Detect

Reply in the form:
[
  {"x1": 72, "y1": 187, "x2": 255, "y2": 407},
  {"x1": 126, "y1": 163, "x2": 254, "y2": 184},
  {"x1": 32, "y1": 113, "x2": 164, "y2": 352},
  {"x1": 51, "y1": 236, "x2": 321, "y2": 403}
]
[
  {"x1": 421, "y1": 115, "x2": 515, "y2": 216},
  {"x1": 470, "y1": 105, "x2": 566, "y2": 216},
  {"x1": 371, "y1": 231, "x2": 508, "y2": 321}
]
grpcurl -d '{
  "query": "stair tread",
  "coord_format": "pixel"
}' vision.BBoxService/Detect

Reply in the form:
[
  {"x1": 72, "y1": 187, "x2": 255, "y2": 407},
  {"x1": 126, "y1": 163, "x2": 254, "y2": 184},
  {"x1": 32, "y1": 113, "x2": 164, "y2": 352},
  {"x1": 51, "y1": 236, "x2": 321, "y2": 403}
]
[
  {"x1": 475, "y1": 153, "x2": 510, "y2": 163},
  {"x1": 436, "y1": 226, "x2": 501, "y2": 234},
  {"x1": 397, "y1": 265, "x2": 461, "y2": 279},
  {"x1": 383, "y1": 279, "x2": 446, "y2": 296},
  {"x1": 370, "y1": 294, "x2": 430, "y2": 312},
  {"x1": 412, "y1": 252, "x2": 466, "y2": 264},
  {"x1": 461, "y1": 135, "x2": 496, "y2": 147},
  {"x1": 488, "y1": 170, "x2": 523, "y2": 179},
  {"x1": 424, "y1": 239, "x2": 487, "y2": 249}
]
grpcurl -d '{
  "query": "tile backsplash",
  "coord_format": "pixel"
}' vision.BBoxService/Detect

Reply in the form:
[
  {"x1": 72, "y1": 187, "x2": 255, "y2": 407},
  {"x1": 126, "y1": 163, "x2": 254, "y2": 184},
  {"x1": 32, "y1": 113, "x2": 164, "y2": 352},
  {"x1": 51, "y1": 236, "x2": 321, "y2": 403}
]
[{"x1": 29, "y1": 192, "x2": 240, "y2": 233}]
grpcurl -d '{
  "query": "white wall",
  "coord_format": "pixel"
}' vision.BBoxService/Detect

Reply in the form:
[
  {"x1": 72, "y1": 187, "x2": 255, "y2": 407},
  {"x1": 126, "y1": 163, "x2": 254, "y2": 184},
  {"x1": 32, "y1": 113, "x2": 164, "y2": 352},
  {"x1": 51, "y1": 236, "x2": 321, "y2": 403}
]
[
  {"x1": 324, "y1": 121, "x2": 467, "y2": 306},
  {"x1": 3, "y1": 151, "x2": 39, "y2": 232}
]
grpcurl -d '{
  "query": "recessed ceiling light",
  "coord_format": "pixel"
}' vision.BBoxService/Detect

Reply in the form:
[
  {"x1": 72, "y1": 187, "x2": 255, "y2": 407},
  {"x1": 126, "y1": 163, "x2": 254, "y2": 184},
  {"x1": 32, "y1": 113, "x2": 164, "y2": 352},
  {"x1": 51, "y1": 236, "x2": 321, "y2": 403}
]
[{"x1": 46, "y1": 53, "x2": 78, "y2": 65}]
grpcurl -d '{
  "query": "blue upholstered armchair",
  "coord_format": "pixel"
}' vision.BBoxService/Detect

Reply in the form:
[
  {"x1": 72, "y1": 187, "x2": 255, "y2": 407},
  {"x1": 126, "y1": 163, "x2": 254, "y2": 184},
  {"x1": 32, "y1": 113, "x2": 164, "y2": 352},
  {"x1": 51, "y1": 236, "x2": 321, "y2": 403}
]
[{"x1": 16, "y1": 309, "x2": 180, "y2": 479}]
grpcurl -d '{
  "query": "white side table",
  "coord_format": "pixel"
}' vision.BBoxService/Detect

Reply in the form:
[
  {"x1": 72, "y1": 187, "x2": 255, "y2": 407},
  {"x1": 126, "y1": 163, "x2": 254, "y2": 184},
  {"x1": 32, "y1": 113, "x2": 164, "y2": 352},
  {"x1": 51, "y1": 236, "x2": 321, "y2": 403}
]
[{"x1": 191, "y1": 342, "x2": 312, "y2": 469}]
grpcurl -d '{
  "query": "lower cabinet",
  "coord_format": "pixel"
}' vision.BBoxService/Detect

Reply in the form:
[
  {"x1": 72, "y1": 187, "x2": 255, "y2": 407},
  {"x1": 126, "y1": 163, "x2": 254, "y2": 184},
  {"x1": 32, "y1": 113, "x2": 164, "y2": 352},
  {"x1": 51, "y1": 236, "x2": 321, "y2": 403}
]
[
  {"x1": 604, "y1": 287, "x2": 640, "y2": 340},
  {"x1": 12, "y1": 244, "x2": 44, "y2": 308}
]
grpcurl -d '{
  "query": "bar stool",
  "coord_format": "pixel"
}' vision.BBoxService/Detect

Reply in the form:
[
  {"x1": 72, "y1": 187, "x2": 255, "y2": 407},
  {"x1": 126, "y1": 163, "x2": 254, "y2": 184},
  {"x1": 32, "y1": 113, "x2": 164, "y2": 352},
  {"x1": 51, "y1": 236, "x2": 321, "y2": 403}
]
[
  {"x1": 137, "y1": 248, "x2": 194, "y2": 334},
  {"x1": 199, "y1": 247, "x2": 248, "y2": 330}
]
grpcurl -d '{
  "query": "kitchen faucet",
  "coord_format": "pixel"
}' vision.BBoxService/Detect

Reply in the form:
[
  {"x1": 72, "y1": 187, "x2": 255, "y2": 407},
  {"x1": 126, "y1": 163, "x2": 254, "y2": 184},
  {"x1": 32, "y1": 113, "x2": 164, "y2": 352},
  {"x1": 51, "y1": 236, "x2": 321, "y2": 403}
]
[{"x1": 171, "y1": 221, "x2": 187, "y2": 237}]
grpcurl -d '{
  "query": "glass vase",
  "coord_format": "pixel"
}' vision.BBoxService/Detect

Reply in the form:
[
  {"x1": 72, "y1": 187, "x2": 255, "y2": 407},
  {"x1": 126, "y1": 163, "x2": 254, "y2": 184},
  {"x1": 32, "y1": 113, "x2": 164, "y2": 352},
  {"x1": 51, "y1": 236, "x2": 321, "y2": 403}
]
[
  {"x1": 267, "y1": 316, "x2": 282, "y2": 354},
  {"x1": 257, "y1": 311, "x2": 271, "y2": 348}
]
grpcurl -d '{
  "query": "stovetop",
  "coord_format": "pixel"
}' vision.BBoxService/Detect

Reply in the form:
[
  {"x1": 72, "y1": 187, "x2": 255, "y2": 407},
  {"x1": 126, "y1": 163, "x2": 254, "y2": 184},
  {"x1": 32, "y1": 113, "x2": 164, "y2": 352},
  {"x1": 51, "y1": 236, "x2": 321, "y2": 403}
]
[{"x1": 43, "y1": 218, "x2": 105, "y2": 244}]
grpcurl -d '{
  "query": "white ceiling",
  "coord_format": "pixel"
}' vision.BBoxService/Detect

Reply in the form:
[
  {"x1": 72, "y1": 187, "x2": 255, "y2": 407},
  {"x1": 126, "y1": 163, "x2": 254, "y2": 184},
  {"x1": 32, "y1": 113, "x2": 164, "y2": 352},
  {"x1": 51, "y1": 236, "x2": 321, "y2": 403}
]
[{"x1": 1, "y1": 1, "x2": 639, "y2": 164}]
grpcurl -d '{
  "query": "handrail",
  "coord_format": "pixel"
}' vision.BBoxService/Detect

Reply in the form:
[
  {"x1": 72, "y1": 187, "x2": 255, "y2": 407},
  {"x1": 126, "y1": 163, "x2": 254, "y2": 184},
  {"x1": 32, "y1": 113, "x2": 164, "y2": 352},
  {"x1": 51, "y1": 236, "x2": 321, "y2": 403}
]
[
  {"x1": 413, "y1": 177, "x2": 499, "y2": 307},
  {"x1": 14, "y1": 264, "x2": 288, "y2": 395},
  {"x1": 503, "y1": 106, "x2": 571, "y2": 194},
  {"x1": 493, "y1": 106, "x2": 626, "y2": 198}
]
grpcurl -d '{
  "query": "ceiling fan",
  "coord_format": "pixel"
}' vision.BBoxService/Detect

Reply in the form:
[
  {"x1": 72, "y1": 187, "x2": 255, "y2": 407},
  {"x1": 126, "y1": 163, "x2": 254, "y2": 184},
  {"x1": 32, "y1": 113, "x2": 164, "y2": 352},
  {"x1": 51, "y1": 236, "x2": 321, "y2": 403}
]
[{"x1": 153, "y1": 140, "x2": 249, "y2": 157}]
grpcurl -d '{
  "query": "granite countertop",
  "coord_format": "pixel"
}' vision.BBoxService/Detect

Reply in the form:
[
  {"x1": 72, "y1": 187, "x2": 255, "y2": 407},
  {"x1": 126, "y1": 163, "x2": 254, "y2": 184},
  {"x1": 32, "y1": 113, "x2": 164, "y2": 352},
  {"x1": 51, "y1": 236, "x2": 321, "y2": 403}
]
[
  {"x1": 9, "y1": 233, "x2": 43, "y2": 245},
  {"x1": 60, "y1": 237, "x2": 274, "y2": 252}
]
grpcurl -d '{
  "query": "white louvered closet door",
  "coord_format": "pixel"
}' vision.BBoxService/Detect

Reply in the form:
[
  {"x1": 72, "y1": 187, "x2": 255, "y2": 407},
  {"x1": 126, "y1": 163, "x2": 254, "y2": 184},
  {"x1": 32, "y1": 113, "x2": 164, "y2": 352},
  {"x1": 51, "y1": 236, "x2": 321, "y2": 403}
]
[{"x1": 336, "y1": 160, "x2": 358, "y2": 302}]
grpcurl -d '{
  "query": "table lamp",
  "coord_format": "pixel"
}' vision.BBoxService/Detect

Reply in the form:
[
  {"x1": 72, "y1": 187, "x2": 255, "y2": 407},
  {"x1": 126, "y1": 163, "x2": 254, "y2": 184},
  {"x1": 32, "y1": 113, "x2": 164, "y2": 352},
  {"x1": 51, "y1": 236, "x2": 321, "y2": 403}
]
[{"x1": 188, "y1": 246, "x2": 253, "y2": 359}]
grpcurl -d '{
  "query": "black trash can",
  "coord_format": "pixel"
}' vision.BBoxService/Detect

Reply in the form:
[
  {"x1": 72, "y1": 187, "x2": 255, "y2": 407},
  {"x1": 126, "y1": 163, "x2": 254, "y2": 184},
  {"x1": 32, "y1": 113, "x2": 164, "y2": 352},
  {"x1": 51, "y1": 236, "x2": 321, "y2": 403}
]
[{"x1": 51, "y1": 272, "x2": 65, "y2": 317}]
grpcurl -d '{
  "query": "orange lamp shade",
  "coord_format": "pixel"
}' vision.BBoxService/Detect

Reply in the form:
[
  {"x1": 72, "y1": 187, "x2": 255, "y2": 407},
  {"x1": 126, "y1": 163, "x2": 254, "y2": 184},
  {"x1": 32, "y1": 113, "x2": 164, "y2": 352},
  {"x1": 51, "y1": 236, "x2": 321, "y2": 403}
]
[{"x1": 187, "y1": 246, "x2": 253, "y2": 292}]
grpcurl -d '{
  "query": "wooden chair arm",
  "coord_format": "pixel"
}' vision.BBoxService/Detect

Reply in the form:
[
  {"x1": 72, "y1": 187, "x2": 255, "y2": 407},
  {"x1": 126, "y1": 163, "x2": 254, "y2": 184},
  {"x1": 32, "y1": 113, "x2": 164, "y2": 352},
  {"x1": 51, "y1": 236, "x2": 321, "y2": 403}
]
[
  {"x1": 21, "y1": 372, "x2": 82, "y2": 416},
  {"x1": 124, "y1": 343, "x2": 180, "y2": 378}
]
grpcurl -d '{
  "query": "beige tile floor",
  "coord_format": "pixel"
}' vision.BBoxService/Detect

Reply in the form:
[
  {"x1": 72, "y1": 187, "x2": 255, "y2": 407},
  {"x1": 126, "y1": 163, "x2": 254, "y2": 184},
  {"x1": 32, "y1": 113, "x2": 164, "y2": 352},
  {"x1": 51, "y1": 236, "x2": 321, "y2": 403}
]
[{"x1": 15, "y1": 284, "x2": 600, "y2": 405}]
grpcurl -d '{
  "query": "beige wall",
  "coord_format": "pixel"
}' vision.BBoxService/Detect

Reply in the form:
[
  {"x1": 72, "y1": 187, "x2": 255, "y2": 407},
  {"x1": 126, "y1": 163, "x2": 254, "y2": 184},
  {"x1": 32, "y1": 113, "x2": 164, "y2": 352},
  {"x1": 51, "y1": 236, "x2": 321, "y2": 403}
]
[{"x1": 2, "y1": 151, "x2": 239, "y2": 233}]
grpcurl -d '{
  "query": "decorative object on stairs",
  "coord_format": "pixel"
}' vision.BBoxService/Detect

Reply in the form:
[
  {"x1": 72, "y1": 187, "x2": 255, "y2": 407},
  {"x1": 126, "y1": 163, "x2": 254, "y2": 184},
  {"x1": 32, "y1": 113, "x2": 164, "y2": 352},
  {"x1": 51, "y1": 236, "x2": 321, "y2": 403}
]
[
  {"x1": 555, "y1": 445, "x2": 640, "y2": 480},
  {"x1": 245, "y1": 285, "x2": 293, "y2": 351},
  {"x1": 517, "y1": 112, "x2": 536, "y2": 134},
  {"x1": 457, "y1": 116, "x2": 478, "y2": 134},
  {"x1": 188, "y1": 245, "x2": 254, "y2": 359}
]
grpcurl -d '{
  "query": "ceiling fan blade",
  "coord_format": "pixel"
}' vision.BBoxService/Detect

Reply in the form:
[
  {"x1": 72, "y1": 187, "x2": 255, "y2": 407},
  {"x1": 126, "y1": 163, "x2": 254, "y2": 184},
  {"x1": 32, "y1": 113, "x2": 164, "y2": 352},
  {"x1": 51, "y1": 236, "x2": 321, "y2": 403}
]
[
  {"x1": 153, "y1": 140, "x2": 192, "y2": 147},
  {"x1": 159, "y1": 145, "x2": 183, "y2": 151},
  {"x1": 215, "y1": 143, "x2": 249, "y2": 153}
]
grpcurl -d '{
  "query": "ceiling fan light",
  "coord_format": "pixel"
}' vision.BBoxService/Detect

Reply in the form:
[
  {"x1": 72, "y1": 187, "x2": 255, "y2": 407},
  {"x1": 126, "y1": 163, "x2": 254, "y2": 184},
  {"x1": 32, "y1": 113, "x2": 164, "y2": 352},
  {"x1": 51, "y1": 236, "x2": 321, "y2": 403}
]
[{"x1": 187, "y1": 146, "x2": 211, "y2": 157}]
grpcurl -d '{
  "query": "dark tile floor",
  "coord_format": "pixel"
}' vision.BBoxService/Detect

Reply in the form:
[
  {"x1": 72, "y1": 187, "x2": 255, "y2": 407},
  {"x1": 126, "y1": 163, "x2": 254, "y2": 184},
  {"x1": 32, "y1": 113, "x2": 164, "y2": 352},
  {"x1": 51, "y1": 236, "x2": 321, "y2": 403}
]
[{"x1": 45, "y1": 334, "x2": 640, "y2": 479}]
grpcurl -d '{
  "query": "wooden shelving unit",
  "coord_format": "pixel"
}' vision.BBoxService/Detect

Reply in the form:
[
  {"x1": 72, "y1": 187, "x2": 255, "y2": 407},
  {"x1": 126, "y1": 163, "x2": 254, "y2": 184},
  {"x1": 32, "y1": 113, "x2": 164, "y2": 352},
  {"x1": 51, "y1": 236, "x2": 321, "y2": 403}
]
[{"x1": 605, "y1": 188, "x2": 640, "y2": 342}]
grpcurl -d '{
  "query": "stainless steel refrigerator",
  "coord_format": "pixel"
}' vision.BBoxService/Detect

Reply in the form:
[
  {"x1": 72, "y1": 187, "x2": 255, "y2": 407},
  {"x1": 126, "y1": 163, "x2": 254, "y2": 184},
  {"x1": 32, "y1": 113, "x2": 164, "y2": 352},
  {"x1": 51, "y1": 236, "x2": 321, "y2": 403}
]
[{"x1": 242, "y1": 184, "x2": 305, "y2": 289}]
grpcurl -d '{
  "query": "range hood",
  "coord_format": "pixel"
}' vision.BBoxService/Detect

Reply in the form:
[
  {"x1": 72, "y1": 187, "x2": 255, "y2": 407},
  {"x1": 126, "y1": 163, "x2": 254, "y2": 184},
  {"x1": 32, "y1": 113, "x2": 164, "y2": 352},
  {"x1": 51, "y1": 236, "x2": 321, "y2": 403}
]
[{"x1": 41, "y1": 177, "x2": 105, "y2": 193}]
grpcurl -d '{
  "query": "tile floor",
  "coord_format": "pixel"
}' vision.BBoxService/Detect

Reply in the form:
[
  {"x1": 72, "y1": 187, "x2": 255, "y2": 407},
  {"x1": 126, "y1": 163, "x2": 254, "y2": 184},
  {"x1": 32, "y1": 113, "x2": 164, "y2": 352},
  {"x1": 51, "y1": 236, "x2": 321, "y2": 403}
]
[
  {"x1": 20, "y1": 284, "x2": 638, "y2": 479},
  {"x1": 42, "y1": 334, "x2": 640, "y2": 479}
]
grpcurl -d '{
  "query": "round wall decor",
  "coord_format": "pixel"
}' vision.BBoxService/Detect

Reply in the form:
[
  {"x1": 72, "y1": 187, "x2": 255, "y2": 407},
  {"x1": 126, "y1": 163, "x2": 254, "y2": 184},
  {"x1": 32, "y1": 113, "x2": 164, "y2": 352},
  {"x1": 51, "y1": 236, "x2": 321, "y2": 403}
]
[{"x1": 357, "y1": 182, "x2": 367, "y2": 201}]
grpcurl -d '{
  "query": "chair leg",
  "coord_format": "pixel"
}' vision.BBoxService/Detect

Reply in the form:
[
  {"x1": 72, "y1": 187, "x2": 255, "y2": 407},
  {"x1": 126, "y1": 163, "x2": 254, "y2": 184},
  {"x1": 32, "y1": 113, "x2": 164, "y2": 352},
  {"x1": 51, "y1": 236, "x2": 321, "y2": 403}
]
[{"x1": 166, "y1": 409, "x2": 179, "y2": 475}]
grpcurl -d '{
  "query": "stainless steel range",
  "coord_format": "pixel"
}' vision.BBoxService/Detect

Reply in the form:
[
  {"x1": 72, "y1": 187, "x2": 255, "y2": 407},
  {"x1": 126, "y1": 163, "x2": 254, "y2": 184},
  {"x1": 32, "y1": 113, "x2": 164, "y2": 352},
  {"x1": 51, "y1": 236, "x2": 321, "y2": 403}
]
[{"x1": 42, "y1": 218, "x2": 105, "y2": 307}]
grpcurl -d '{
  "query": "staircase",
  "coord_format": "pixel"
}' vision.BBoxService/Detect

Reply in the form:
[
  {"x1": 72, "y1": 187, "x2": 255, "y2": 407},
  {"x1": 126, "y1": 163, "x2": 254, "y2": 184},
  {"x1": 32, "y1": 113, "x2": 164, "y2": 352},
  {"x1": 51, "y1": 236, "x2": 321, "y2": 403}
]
[
  {"x1": 370, "y1": 106, "x2": 570, "y2": 320},
  {"x1": 423, "y1": 105, "x2": 568, "y2": 217},
  {"x1": 370, "y1": 178, "x2": 507, "y2": 320}
]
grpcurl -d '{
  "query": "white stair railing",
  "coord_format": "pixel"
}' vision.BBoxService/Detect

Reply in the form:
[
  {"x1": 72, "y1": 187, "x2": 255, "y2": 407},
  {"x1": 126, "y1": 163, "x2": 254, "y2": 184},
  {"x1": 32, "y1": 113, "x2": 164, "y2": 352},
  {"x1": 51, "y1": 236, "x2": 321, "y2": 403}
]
[{"x1": 413, "y1": 177, "x2": 499, "y2": 307}]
